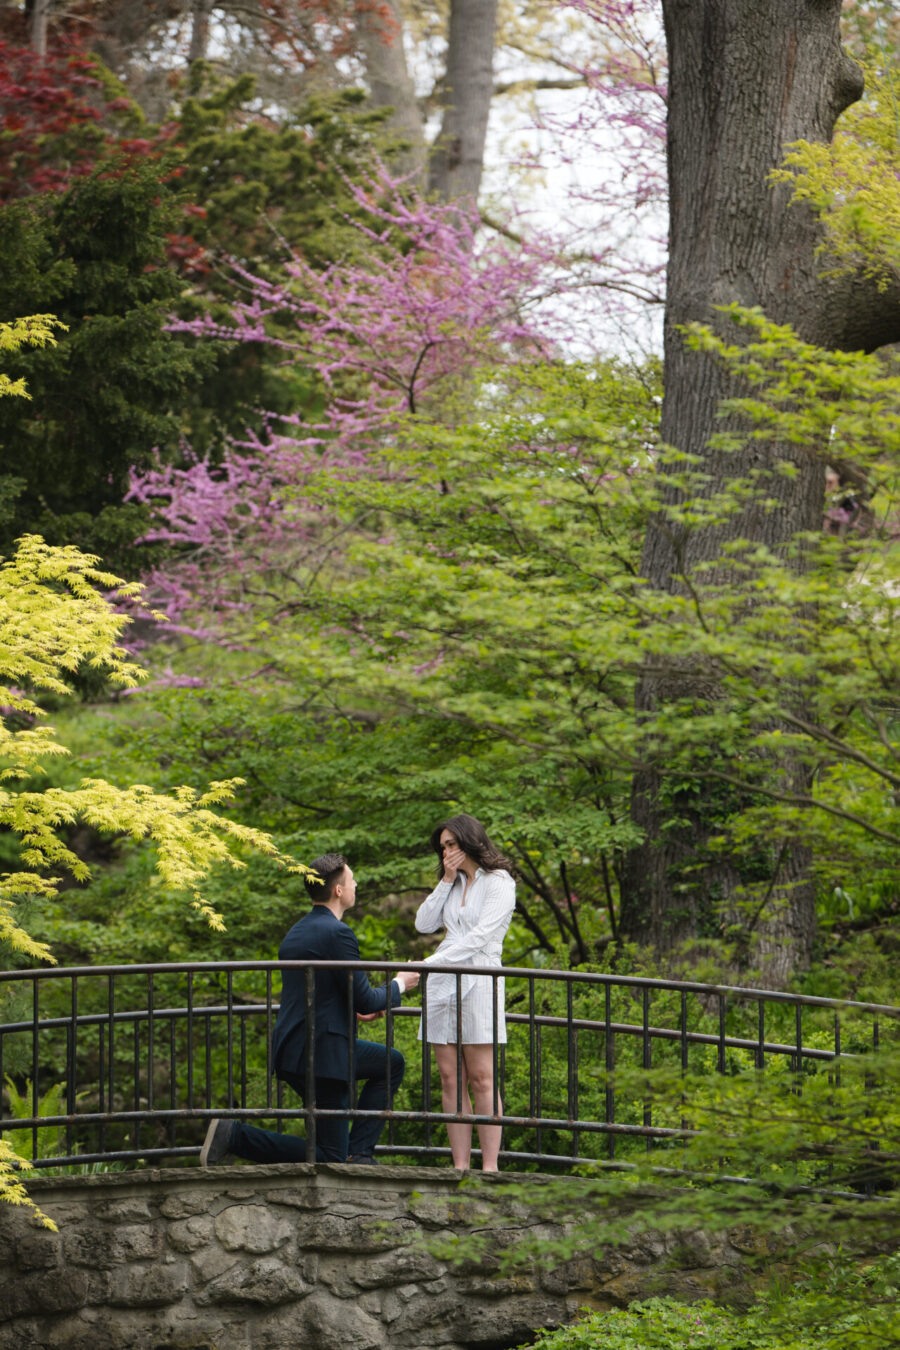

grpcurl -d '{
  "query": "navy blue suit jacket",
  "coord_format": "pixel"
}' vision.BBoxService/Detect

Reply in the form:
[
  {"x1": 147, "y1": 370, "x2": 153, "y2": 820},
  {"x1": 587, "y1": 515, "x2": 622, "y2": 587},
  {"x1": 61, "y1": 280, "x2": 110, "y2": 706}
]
[{"x1": 270, "y1": 904, "x2": 401, "y2": 1081}]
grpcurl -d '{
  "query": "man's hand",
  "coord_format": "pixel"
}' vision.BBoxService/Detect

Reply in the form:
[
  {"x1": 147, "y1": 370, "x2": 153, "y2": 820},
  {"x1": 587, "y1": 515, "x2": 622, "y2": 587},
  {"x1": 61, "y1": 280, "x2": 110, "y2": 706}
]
[
  {"x1": 357, "y1": 1010, "x2": 384, "y2": 1023},
  {"x1": 394, "y1": 970, "x2": 421, "y2": 993}
]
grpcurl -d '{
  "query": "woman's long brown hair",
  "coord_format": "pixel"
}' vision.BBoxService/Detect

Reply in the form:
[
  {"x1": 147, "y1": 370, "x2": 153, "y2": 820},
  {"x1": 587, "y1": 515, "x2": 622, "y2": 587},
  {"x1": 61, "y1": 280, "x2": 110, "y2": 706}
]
[{"x1": 430, "y1": 813, "x2": 514, "y2": 882}]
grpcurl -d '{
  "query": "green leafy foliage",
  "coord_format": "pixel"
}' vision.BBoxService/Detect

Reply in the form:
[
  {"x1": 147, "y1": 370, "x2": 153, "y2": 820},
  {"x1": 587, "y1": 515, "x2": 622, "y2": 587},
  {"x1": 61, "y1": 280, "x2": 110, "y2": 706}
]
[
  {"x1": 0, "y1": 166, "x2": 214, "y2": 565},
  {"x1": 3, "y1": 1076, "x2": 70, "y2": 1164},
  {"x1": 521, "y1": 1264, "x2": 900, "y2": 1350}
]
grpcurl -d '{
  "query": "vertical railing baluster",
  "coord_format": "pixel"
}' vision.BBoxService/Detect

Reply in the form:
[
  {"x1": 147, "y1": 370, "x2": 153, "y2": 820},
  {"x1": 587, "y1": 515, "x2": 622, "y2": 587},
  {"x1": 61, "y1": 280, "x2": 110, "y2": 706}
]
[
  {"x1": 567, "y1": 980, "x2": 577, "y2": 1161},
  {"x1": 226, "y1": 971, "x2": 234, "y2": 1113},
  {"x1": 187, "y1": 973, "x2": 194, "y2": 1114},
  {"x1": 500, "y1": 1043, "x2": 506, "y2": 1125},
  {"x1": 492, "y1": 973, "x2": 500, "y2": 1122},
  {"x1": 422, "y1": 972, "x2": 431, "y2": 1156},
  {"x1": 107, "y1": 974, "x2": 115, "y2": 1154},
  {"x1": 98, "y1": 1020, "x2": 106, "y2": 1158},
  {"x1": 169, "y1": 1014, "x2": 177, "y2": 1150},
  {"x1": 240, "y1": 1014, "x2": 248, "y2": 1111},
  {"x1": 265, "y1": 970, "x2": 273, "y2": 1112},
  {"x1": 347, "y1": 970, "x2": 355, "y2": 1146},
  {"x1": 455, "y1": 971, "x2": 464, "y2": 1149},
  {"x1": 867, "y1": 1017, "x2": 880, "y2": 1195},
  {"x1": 32, "y1": 978, "x2": 39, "y2": 1165},
  {"x1": 147, "y1": 972, "x2": 155, "y2": 1118},
  {"x1": 133, "y1": 1011, "x2": 141, "y2": 1154},
  {"x1": 305, "y1": 968, "x2": 316, "y2": 1162},
  {"x1": 717, "y1": 994, "x2": 726, "y2": 1075},
  {"x1": 535, "y1": 996, "x2": 543, "y2": 1161},
  {"x1": 386, "y1": 965, "x2": 395, "y2": 1154},
  {"x1": 757, "y1": 1000, "x2": 765, "y2": 1070},
  {"x1": 680, "y1": 990, "x2": 688, "y2": 1138},
  {"x1": 605, "y1": 983, "x2": 615, "y2": 1161},
  {"x1": 204, "y1": 1005, "x2": 212, "y2": 1116},
  {"x1": 66, "y1": 975, "x2": 77, "y2": 1161},
  {"x1": 642, "y1": 987, "x2": 652, "y2": 1152},
  {"x1": 528, "y1": 977, "x2": 536, "y2": 1157}
]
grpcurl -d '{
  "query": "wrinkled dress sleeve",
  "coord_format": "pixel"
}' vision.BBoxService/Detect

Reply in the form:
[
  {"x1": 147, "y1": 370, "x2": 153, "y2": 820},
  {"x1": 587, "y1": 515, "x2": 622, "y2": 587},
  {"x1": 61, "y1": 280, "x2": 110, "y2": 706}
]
[{"x1": 415, "y1": 879, "x2": 453, "y2": 935}]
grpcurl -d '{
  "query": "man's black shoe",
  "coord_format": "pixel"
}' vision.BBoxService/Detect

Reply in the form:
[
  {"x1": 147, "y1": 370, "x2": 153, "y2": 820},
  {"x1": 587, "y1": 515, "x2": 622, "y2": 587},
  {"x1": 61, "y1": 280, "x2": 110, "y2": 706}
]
[
  {"x1": 200, "y1": 1118, "x2": 235, "y2": 1167},
  {"x1": 346, "y1": 1153, "x2": 377, "y2": 1165}
]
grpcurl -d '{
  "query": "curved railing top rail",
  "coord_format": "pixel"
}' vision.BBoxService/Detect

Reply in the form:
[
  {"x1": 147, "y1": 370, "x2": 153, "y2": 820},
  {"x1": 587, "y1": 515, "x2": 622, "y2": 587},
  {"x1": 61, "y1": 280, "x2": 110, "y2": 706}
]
[{"x1": 2, "y1": 959, "x2": 899, "y2": 1018}]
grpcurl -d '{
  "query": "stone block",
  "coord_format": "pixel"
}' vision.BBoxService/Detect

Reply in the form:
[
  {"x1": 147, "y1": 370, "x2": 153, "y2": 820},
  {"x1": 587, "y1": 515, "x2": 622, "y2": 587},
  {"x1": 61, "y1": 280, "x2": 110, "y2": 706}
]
[
  {"x1": 407, "y1": 1193, "x2": 475, "y2": 1228},
  {"x1": 107, "y1": 1260, "x2": 189, "y2": 1308},
  {"x1": 44, "y1": 1312, "x2": 140, "y2": 1350},
  {"x1": 666, "y1": 1228, "x2": 723, "y2": 1269},
  {"x1": 63, "y1": 1228, "x2": 118, "y2": 1270},
  {"x1": 728, "y1": 1224, "x2": 782, "y2": 1257},
  {"x1": 598, "y1": 1267, "x2": 665, "y2": 1305},
  {"x1": 167, "y1": 1215, "x2": 214, "y2": 1253},
  {"x1": 197, "y1": 1255, "x2": 313, "y2": 1307},
  {"x1": 15, "y1": 1230, "x2": 63, "y2": 1270},
  {"x1": 95, "y1": 1199, "x2": 153, "y2": 1224},
  {"x1": 3, "y1": 1267, "x2": 89, "y2": 1318},
  {"x1": 214, "y1": 1203, "x2": 294, "y2": 1253},
  {"x1": 296, "y1": 1211, "x2": 414, "y2": 1252},
  {"x1": 223, "y1": 1185, "x2": 258, "y2": 1200},
  {"x1": 263, "y1": 1187, "x2": 329, "y2": 1211},
  {"x1": 382, "y1": 1290, "x2": 461, "y2": 1343},
  {"x1": 190, "y1": 1244, "x2": 239, "y2": 1286},
  {"x1": 350, "y1": 1242, "x2": 447, "y2": 1289},
  {"x1": 456, "y1": 1269, "x2": 538, "y2": 1297},
  {"x1": 159, "y1": 1191, "x2": 214, "y2": 1220},
  {"x1": 449, "y1": 1294, "x2": 569, "y2": 1347},
  {"x1": 539, "y1": 1255, "x2": 598, "y2": 1295},
  {"x1": 302, "y1": 1290, "x2": 387, "y2": 1350},
  {"x1": 381, "y1": 1290, "x2": 405, "y2": 1324},
  {"x1": 84, "y1": 1268, "x2": 113, "y2": 1305},
  {"x1": 0, "y1": 1317, "x2": 43, "y2": 1350},
  {"x1": 108, "y1": 1223, "x2": 164, "y2": 1263}
]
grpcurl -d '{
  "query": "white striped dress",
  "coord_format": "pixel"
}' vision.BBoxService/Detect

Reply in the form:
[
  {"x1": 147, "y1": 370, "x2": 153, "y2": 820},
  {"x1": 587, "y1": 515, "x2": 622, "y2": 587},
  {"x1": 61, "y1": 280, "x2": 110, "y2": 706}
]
[{"x1": 414, "y1": 868, "x2": 515, "y2": 1044}]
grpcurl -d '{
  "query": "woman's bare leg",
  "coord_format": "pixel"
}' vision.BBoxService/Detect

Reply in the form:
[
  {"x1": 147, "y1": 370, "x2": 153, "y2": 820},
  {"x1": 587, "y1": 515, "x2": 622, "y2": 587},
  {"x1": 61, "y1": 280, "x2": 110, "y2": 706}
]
[
  {"x1": 434, "y1": 1043, "x2": 473, "y2": 1168},
  {"x1": 463, "y1": 1043, "x2": 503, "y2": 1170}
]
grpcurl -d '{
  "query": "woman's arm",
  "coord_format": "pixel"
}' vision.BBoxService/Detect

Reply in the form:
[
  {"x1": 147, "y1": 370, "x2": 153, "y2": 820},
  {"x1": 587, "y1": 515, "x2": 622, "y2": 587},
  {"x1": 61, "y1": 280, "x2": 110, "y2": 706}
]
[{"x1": 414, "y1": 878, "x2": 453, "y2": 934}]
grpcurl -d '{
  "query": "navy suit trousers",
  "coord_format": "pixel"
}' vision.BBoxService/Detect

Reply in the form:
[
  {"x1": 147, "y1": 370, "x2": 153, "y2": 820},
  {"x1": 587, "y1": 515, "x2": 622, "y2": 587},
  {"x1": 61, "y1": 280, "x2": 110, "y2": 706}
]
[{"x1": 229, "y1": 1040, "x2": 405, "y2": 1163}]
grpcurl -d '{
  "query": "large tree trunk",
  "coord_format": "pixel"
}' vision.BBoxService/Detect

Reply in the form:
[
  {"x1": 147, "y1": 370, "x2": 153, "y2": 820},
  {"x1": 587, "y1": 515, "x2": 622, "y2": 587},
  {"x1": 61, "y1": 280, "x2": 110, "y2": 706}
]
[
  {"x1": 619, "y1": 1, "x2": 900, "y2": 984},
  {"x1": 359, "y1": 0, "x2": 427, "y2": 183},
  {"x1": 188, "y1": 0, "x2": 214, "y2": 65},
  {"x1": 427, "y1": 0, "x2": 499, "y2": 205},
  {"x1": 28, "y1": 0, "x2": 52, "y2": 56}
]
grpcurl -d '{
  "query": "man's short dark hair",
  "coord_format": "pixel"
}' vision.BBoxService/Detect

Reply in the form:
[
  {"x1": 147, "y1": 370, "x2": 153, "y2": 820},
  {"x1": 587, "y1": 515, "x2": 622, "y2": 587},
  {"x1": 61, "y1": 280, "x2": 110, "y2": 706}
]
[{"x1": 305, "y1": 853, "x2": 348, "y2": 902}]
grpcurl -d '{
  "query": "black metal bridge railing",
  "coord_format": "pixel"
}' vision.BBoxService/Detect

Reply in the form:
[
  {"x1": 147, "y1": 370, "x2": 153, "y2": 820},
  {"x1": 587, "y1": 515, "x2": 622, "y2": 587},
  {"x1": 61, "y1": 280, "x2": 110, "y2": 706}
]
[{"x1": 1, "y1": 960, "x2": 897, "y2": 1173}]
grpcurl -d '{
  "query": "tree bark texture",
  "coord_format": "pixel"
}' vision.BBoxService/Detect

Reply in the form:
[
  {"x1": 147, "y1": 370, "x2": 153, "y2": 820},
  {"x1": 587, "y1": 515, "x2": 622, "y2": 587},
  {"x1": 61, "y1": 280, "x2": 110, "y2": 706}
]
[
  {"x1": 619, "y1": 1, "x2": 900, "y2": 984},
  {"x1": 188, "y1": 0, "x2": 214, "y2": 65},
  {"x1": 28, "y1": 0, "x2": 52, "y2": 57},
  {"x1": 359, "y1": 0, "x2": 427, "y2": 183},
  {"x1": 427, "y1": 0, "x2": 499, "y2": 205}
]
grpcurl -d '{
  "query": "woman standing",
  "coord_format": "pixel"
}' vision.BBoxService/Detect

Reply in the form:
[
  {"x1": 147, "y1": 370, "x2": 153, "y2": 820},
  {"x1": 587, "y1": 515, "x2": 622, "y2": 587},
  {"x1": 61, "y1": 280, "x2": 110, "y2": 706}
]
[{"x1": 415, "y1": 813, "x2": 515, "y2": 1170}]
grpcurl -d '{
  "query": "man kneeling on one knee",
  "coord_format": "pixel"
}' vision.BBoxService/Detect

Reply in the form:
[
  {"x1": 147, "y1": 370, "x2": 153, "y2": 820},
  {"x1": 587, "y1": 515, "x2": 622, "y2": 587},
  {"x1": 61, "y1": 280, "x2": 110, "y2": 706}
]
[{"x1": 200, "y1": 853, "x2": 420, "y2": 1166}]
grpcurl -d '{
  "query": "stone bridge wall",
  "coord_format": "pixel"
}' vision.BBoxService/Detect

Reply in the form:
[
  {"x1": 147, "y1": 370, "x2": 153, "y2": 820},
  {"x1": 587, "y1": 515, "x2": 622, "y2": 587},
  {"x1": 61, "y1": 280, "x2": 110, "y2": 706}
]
[{"x1": 0, "y1": 1163, "x2": 768, "y2": 1350}]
